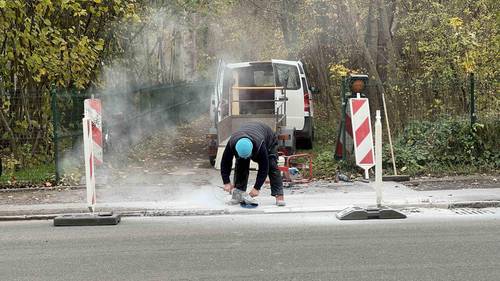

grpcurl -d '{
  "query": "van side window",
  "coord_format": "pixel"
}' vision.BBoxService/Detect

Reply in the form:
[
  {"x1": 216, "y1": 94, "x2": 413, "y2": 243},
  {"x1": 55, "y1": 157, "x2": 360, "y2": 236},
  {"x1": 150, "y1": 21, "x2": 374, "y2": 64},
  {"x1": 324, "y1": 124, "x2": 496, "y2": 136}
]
[
  {"x1": 237, "y1": 65, "x2": 274, "y2": 87},
  {"x1": 275, "y1": 64, "x2": 300, "y2": 90}
]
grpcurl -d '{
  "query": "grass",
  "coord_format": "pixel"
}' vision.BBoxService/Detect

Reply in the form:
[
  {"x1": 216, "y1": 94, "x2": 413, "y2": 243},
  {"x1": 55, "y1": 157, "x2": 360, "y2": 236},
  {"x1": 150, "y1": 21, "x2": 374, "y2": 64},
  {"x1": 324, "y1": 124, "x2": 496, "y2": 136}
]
[{"x1": 0, "y1": 164, "x2": 55, "y2": 186}]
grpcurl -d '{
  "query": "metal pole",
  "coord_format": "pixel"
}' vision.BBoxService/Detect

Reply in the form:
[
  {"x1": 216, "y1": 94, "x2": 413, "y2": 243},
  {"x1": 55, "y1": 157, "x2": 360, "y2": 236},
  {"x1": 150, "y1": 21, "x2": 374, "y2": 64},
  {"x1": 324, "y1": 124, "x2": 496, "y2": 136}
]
[
  {"x1": 470, "y1": 72, "x2": 476, "y2": 127},
  {"x1": 380, "y1": 89, "x2": 397, "y2": 175},
  {"x1": 341, "y1": 77, "x2": 347, "y2": 161},
  {"x1": 375, "y1": 110, "x2": 383, "y2": 207},
  {"x1": 51, "y1": 87, "x2": 60, "y2": 183},
  {"x1": 83, "y1": 117, "x2": 96, "y2": 213}
]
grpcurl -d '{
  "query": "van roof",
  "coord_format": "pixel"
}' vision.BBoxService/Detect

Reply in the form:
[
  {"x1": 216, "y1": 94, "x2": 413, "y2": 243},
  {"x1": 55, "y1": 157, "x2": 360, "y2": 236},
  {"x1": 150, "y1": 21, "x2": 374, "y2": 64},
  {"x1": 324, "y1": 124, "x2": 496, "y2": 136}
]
[{"x1": 226, "y1": 59, "x2": 300, "y2": 69}]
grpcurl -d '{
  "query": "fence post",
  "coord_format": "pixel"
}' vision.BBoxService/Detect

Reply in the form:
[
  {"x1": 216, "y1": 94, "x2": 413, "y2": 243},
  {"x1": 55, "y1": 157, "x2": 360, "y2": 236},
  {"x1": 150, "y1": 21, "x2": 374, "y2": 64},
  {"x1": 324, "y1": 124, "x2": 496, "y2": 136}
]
[
  {"x1": 51, "y1": 86, "x2": 60, "y2": 183},
  {"x1": 341, "y1": 77, "x2": 347, "y2": 161},
  {"x1": 470, "y1": 72, "x2": 476, "y2": 127},
  {"x1": 71, "y1": 88, "x2": 80, "y2": 151}
]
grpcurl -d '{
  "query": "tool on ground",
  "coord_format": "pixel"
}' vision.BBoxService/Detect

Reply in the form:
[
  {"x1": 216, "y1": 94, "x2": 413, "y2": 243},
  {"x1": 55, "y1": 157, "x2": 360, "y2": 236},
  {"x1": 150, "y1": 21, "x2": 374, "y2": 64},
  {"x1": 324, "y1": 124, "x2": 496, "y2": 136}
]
[
  {"x1": 335, "y1": 170, "x2": 351, "y2": 182},
  {"x1": 240, "y1": 202, "x2": 259, "y2": 208},
  {"x1": 278, "y1": 153, "x2": 313, "y2": 186},
  {"x1": 231, "y1": 189, "x2": 258, "y2": 206},
  {"x1": 218, "y1": 186, "x2": 259, "y2": 207}
]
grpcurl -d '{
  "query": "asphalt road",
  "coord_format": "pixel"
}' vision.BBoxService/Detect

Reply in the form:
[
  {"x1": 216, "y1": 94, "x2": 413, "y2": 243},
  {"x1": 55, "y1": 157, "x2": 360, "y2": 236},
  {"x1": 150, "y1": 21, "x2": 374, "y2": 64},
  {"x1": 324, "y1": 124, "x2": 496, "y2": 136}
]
[{"x1": 1, "y1": 211, "x2": 499, "y2": 281}]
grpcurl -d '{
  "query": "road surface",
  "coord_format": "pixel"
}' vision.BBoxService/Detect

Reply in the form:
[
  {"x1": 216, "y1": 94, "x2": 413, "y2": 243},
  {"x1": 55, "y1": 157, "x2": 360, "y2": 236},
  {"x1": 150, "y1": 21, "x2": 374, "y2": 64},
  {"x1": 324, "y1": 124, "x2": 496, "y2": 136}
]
[{"x1": 1, "y1": 210, "x2": 499, "y2": 281}]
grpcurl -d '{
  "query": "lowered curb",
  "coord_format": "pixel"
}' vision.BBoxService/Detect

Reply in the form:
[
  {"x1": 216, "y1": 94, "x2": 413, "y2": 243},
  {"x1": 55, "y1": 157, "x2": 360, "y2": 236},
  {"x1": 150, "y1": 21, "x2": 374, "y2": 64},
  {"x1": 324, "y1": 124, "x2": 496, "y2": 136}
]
[
  {"x1": 448, "y1": 201, "x2": 500, "y2": 209},
  {"x1": 1, "y1": 200, "x2": 499, "y2": 222}
]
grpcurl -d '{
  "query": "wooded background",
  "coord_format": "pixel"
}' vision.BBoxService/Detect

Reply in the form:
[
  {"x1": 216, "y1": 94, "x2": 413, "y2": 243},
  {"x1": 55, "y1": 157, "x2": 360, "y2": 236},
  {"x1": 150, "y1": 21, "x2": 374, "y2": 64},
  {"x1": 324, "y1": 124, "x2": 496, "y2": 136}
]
[{"x1": 0, "y1": 0, "x2": 498, "y2": 173}]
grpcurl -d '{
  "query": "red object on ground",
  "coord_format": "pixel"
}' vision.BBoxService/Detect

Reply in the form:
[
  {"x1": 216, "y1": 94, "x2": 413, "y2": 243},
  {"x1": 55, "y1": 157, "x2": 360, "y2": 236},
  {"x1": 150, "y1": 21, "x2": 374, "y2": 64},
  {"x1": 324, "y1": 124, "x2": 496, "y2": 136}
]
[{"x1": 278, "y1": 153, "x2": 313, "y2": 185}]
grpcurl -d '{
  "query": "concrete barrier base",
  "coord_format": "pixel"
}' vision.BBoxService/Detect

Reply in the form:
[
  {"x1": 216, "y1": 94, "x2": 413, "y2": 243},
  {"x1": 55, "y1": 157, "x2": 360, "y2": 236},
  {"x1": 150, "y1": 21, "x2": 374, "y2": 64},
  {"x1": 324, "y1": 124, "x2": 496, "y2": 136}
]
[{"x1": 53, "y1": 212, "x2": 121, "y2": 226}]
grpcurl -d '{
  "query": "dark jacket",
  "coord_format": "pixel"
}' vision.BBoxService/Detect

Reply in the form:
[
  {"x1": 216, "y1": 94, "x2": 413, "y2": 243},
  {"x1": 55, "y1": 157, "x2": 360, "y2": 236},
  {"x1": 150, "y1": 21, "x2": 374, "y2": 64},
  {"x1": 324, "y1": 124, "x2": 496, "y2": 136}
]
[{"x1": 220, "y1": 122, "x2": 277, "y2": 189}]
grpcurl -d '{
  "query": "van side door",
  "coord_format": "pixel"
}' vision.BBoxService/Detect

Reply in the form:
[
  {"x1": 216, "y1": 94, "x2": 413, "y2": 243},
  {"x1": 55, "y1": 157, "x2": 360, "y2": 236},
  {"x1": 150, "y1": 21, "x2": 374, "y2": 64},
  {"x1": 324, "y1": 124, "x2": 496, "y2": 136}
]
[{"x1": 272, "y1": 61, "x2": 305, "y2": 131}]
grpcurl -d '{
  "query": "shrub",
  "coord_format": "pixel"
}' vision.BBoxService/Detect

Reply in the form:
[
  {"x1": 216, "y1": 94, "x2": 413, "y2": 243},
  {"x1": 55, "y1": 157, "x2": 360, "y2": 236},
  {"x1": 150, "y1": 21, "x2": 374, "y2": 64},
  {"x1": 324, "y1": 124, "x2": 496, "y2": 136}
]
[{"x1": 385, "y1": 118, "x2": 500, "y2": 175}]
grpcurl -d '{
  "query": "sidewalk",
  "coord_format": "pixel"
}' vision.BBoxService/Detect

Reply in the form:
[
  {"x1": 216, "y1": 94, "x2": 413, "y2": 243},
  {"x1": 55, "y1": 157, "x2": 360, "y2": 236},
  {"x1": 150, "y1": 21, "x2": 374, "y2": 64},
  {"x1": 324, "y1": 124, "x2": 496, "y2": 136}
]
[{"x1": 1, "y1": 180, "x2": 500, "y2": 220}]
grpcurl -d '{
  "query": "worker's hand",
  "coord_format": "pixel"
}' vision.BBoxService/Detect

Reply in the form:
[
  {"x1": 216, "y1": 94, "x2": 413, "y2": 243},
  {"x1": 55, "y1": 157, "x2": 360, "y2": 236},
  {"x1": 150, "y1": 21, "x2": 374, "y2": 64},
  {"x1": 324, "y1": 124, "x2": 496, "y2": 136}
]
[
  {"x1": 249, "y1": 188, "x2": 260, "y2": 197},
  {"x1": 223, "y1": 183, "x2": 234, "y2": 193}
]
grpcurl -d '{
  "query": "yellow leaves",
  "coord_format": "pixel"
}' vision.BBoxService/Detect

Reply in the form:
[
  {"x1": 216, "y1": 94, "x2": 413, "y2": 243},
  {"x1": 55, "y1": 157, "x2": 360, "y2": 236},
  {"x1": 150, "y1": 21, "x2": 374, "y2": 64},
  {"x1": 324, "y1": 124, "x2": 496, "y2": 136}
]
[
  {"x1": 95, "y1": 39, "x2": 105, "y2": 51},
  {"x1": 329, "y1": 64, "x2": 350, "y2": 80},
  {"x1": 73, "y1": 8, "x2": 87, "y2": 17},
  {"x1": 38, "y1": 68, "x2": 47, "y2": 77},
  {"x1": 449, "y1": 17, "x2": 463, "y2": 29},
  {"x1": 462, "y1": 50, "x2": 476, "y2": 73},
  {"x1": 0, "y1": 0, "x2": 137, "y2": 91},
  {"x1": 15, "y1": 120, "x2": 30, "y2": 131},
  {"x1": 131, "y1": 13, "x2": 141, "y2": 23},
  {"x1": 2, "y1": 98, "x2": 11, "y2": 111}
]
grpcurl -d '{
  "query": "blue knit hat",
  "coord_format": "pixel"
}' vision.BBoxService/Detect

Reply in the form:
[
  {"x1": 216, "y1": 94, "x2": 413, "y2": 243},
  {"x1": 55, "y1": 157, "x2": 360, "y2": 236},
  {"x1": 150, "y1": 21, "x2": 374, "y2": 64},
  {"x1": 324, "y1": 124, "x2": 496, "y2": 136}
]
[{"x1": 235, "y1": 138, "x2": 253, "y2": 159}]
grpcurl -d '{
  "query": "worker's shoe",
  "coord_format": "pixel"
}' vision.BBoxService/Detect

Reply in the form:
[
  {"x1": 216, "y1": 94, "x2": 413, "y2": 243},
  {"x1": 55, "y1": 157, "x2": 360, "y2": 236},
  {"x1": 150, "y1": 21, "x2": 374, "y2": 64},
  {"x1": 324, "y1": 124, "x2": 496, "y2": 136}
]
[
  {"x1": 241, "y1": 192, "x2": 258, "y2": 205},
  {"x1": 275, "y1": 195, "x2": 286, "y2": 206}
]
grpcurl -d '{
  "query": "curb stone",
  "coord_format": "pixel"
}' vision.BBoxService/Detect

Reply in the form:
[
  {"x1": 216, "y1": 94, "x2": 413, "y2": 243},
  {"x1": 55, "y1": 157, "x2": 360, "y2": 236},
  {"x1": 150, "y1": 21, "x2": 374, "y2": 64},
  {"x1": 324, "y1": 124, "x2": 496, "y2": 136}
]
[{"x1": 1, "y1": 200, "x2": 500, "y2": 221}]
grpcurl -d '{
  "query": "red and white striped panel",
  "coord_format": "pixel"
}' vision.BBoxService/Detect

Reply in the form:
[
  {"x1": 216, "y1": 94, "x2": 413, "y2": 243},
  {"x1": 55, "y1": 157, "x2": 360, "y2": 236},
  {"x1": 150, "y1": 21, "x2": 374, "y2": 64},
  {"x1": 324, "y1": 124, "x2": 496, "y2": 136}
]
[
  {"x1": 349, "y1": 98, "x2": 375, "y2": 170},
  {"x1": 84, "y1": 99, "x2": 103, "y2": 165}
]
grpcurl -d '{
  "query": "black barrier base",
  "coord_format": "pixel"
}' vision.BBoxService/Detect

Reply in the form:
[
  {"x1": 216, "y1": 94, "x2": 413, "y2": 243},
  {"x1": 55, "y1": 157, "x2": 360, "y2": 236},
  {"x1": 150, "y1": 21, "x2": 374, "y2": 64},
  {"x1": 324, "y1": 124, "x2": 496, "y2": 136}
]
[
  {"x1": 336, "y1": 206, "x2": 407, "y2": 220},
  {"x1": 53, "y1": 212, "x2": 121, "y2": 226}
]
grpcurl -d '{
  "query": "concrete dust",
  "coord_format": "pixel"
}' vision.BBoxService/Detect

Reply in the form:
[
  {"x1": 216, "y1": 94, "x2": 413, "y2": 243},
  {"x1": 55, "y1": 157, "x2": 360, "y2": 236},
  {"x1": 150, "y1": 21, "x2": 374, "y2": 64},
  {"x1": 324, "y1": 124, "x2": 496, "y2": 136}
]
[
  {"x1": 93, "y1": 114, "x2": 224, "y2": 205},
  {"x1": 173, "y1": 185, "x2": 227, "y2": 208}
]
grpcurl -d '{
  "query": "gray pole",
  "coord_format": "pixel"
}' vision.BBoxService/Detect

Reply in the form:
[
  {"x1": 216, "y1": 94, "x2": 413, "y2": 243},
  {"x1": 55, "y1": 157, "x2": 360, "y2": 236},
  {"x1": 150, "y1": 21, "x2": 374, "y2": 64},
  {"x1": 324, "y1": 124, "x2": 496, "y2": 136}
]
[
  {"x1": 470, "y1": 72, "x2": 476, "y2": 127},
  {"x1": 341, "y1": 78, "x2": 347, "y2": 161},
  {"x1": 51, "y1": 87, "x2": 60, "y2": 183}
]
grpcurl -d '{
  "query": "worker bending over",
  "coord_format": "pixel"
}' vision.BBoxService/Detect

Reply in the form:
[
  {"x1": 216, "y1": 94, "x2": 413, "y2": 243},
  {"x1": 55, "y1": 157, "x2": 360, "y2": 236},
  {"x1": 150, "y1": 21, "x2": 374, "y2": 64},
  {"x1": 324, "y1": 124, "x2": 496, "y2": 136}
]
[{"x1": 221, "y1": 122, "x2": 286, "y2": 206}]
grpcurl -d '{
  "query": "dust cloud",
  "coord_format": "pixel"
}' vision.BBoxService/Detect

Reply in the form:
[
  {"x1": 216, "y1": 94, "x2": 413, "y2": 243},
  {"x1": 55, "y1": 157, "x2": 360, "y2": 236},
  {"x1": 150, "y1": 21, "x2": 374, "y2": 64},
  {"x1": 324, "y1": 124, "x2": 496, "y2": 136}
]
[{"x1": 61, "y1": 8, "x2": 221, "y2": 205}]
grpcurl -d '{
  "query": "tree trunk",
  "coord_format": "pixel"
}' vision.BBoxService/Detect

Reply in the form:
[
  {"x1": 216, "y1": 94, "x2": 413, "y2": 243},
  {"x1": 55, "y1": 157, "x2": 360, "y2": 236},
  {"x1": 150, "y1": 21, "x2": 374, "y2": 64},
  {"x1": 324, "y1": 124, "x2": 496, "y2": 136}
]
[
  {"x1": 366, "y1": 0, "x2": 380, "y2": 116},
  {"x1": 278, "y1": 0, "x2": 299, "y2": 58},
  {"x1": 341, "y1": 1, "x2": 385, "y2": 95},
  {"x1": 379, "y1": 0, "x2": 401, "y2": 126}
]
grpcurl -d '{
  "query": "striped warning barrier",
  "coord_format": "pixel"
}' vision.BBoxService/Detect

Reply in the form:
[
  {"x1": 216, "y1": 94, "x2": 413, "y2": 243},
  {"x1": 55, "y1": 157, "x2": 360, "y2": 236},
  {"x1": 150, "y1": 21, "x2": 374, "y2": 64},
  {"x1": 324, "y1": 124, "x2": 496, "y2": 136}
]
[
  {"x1": 349, "y1": 97, "x2": 375, "y2": 178},
  {"x1": 84, "y1": 99, "x2": 103, "y2": 166}
]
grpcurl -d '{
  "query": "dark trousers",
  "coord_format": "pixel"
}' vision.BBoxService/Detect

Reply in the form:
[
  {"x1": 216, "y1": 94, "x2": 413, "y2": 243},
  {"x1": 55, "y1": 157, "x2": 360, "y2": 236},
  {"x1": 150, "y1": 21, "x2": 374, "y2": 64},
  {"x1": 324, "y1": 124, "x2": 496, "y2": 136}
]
[{"x1": 233, "y1": 144, "x2": 283, "y2": 196}]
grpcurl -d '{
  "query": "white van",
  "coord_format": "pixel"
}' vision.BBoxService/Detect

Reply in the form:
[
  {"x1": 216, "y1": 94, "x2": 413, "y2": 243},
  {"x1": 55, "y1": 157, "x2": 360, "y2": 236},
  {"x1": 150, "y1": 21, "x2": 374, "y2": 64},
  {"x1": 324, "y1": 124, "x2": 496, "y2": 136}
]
[{"x1": 207, "y1": 59, "x2": 315, "y2": 166}]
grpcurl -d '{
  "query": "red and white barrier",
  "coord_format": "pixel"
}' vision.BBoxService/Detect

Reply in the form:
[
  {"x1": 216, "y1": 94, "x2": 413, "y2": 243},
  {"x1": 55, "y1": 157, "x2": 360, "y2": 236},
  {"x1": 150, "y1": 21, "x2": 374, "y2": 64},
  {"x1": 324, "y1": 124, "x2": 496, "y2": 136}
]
[
  {"x1": 83, "y1": 117, "x2": 96, "y2": 212},
  {"x1": 84, "y1": 99, "x2": 103, "y2": 166},
  {"x1": 349, "y1": 97, "x2": 375, "y2": 178}
]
